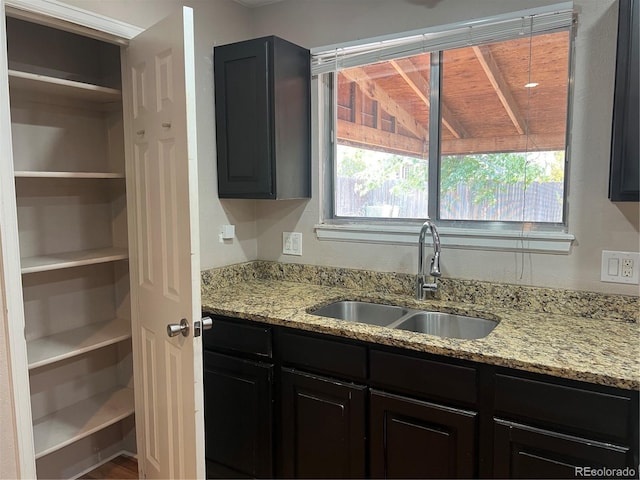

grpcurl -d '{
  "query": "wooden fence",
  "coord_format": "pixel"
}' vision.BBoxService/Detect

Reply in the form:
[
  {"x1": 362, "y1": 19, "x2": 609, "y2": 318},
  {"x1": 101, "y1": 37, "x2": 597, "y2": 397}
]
[{"x1": 335, "y1": 177, "x2": 563, "y2": 222}]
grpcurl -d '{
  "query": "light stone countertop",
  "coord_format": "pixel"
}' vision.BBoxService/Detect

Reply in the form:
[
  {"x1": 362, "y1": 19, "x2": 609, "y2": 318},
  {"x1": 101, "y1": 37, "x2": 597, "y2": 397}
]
[{"x1": 201, "y1": 277, "x2": 640, "y2": 390}]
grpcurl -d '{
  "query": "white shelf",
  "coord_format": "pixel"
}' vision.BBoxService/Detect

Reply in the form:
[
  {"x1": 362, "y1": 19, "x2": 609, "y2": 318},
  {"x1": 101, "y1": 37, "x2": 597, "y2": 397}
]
[
  {"x1": 27, "y1": 318, "x2": 131, "y2": 370},
  {"x1": 14, "y1": 171, "x2": 125, "y2": 179},
  {"x1": 8, "y1": 69, "x2": 122, "y2": 104},
  {"x1": 33, "y1": 386, "x2": 135, "y2": 459},
  {"x1": 21, "y1": 247, "x2": 129, "y2": 274}
]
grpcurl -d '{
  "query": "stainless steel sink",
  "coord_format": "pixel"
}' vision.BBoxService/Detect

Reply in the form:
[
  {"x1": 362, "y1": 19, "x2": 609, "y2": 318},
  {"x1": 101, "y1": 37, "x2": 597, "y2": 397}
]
[
  {"x1": 309, "y1": 301, "x2": 411, "y2": 326},
  {"x1": 309, "y1": 300, "x2": 497, "y2": 339},
  {"x1": 389, "y1": 312, "x2": 498, "y2": 339}
]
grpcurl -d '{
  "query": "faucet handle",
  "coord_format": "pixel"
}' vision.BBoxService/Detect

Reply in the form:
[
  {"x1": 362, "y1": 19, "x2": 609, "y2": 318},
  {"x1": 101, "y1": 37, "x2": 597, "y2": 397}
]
[{"x1": 422, "y1": 282, "x2": 438, "y2": 293}]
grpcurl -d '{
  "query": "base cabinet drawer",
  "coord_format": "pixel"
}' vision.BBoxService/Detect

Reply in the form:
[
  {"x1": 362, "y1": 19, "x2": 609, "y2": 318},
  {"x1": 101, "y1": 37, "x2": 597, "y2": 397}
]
[
  {"x1": 278, "y1": 330, "x2": 367, "y2": 381},
  {"x1": 493, "y1": 419, "x2": 634, "y2": 479},
  {"x1": 280, "y1": 368, "x2": 366, "y2": 478},
  {"x1": 370, "y1": 349, "x2": 477, "y2": 405},
  {"x1": 203, "y1": 315, "x2": 272, "y2": 358},
  {"x1": 369, "y1": 390, "x2": 477, "y2": 479},
  {"x1": 494, "y1": 373, "x2": 632, "y2": 441}
]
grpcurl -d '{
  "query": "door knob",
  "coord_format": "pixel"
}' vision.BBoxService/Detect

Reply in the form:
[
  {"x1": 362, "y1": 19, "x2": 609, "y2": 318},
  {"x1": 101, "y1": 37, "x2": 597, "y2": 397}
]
[
  {"x1": 167, "y1": 318, "x2": 189, "y2": 337},
  {"x1": 202, "y1": 316, "x2": 213, "y2": 330}
]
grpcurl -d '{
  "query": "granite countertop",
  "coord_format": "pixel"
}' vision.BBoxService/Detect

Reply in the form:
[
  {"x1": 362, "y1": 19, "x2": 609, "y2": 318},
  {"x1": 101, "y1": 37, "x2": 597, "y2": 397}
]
[{"x1": 201, "y1": 276, "x2": 639, "y2": 391}]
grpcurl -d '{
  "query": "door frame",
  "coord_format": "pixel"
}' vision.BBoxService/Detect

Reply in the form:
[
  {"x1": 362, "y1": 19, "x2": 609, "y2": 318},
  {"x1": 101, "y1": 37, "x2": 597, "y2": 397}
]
[
  {"x1": 5, "y1": 0, "x2": 142, "y2": 41},
  {"x1": 0, "y1": 1, "x2": 142, "y2": 476},
  {"x1": 0, "y1": 2, "x2": 34, "y2": 475}
]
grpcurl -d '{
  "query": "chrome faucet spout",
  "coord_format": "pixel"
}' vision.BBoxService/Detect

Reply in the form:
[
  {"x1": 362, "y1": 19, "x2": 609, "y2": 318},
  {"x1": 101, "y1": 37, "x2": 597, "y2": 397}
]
[{"x1": 416, "y1": 219, "x2": 442, "y2": 299}]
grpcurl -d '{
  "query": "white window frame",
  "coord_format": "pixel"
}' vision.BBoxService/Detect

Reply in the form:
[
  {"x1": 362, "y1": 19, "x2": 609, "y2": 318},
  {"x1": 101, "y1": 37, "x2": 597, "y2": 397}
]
[{"x1": 313, "y1": 3, "x2": 576, "y2": 254}]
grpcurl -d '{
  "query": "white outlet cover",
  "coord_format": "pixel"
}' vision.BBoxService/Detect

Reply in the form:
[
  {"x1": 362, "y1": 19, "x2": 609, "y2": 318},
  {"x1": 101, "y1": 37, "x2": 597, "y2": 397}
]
[
  {"x1": 283, "y1": 232, "x2": 303, "y2": 256},
  {"x1": 601, "y1": 250, "x2": 640, "y2": 284}
]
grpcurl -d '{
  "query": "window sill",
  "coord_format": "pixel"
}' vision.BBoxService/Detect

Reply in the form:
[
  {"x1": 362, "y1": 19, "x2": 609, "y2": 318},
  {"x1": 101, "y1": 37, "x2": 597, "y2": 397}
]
[{"x1": 314, "y1": 223, "x2": 574, "y2": 254}]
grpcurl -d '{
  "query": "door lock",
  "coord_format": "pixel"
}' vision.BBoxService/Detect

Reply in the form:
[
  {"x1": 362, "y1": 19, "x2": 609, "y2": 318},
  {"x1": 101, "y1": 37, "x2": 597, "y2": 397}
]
[{"x1": 194, "y1": 316, "x2": 214, "y2": 337}]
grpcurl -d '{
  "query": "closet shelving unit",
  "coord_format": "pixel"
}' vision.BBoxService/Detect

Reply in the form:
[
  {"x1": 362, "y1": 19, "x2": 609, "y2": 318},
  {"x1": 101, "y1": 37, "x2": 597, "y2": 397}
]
[
  {"x1": 7, "y1": 15, "x2": 136, "y2": 478},
  {"x1": 20, "y1": 247, "x2": 129, "y2": 274},
  {"x1": 8, "y1": 69, "x2": 123, "y2": 103}
]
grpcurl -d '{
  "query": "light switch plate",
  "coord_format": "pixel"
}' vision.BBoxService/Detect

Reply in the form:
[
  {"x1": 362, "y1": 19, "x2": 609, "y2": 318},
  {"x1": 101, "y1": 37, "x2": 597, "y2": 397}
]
[
  {"x1": 283, "y1": 232, "x2": 302, "y2": 256},
  {"x1": 601, "y1": 250, "x2": 639, "y2": 284}
]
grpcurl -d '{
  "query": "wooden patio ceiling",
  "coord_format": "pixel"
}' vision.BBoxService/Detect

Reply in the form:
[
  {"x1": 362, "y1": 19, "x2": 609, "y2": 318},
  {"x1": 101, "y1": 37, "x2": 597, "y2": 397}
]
[{"x1": 336, "y1": 31, "x2": 569, "y2": 158}]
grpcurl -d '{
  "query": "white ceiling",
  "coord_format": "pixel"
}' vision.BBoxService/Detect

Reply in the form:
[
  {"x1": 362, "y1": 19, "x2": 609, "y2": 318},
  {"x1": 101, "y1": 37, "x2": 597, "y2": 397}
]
[{"x1": 232, "y1": 0, "x2": 284, "y2": 7}]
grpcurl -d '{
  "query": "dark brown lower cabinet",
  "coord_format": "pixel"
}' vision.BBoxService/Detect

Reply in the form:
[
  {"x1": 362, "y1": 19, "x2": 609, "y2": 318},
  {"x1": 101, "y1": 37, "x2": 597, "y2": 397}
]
[
  {"x1": 203, "y1": 351, "x2": 273, "y2": 479},
  {"x1": 202, "y1": 316, "x2": 638, "y2": 480},
  {"x1": 280, "y1": 368, "x2": 367, "y2": 479},
  {"x1": 493, "y1": 419, "x2": 634, "y2": 479},
  {"x1": 369, "y1": 389, "x2": 477, "y2": 479}
]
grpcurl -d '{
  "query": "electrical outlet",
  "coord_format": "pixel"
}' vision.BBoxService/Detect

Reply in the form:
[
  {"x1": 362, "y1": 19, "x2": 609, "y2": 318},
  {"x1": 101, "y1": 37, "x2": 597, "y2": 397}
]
[
  {"x1": 218, "y1": 224, "x2": 235, "y2": 243},
  {"x1": 283, "y1": 232, "x2": 302, "y2": 256},
  {"x1": 601, "y1": 251, "x2": 639, "y2": 284},
  {"x1": 622, "y1": 259, "x2": 634, "y2": 278}
]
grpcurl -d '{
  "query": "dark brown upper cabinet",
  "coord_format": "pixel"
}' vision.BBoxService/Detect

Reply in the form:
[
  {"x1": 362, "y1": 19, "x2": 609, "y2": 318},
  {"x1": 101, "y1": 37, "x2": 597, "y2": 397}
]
[
  {"x1": 214, "y1": 36, "x2": 311, "y2": 199},
  {"x1": 609, "y1": 0, "x2": 639, "y2": 202}
]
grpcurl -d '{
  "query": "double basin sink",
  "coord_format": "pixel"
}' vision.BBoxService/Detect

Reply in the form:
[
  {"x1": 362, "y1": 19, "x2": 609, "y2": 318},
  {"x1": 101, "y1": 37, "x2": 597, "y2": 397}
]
[{"x1": 309, "y1": 300, "x2": 497, "y2": 340}]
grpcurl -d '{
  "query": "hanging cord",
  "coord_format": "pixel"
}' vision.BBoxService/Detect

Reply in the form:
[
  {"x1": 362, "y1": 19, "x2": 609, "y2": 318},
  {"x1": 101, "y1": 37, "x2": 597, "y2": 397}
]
[{"x1": 519, "y1": 16, "x2": 535, "y2": 280}]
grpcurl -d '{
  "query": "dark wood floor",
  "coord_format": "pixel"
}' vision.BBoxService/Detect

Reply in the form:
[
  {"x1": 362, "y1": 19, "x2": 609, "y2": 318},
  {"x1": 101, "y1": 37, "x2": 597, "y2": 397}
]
[{"x1": 79, "y1": 454, "x2": 138, "y2": 479}]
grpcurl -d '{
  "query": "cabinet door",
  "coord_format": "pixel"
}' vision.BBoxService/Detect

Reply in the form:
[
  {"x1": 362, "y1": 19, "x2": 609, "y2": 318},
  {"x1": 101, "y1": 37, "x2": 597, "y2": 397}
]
[
  {"x1": 214, "y1": 38, "x2": 273, "y2": 198},
  {"x1": 609, "y1": 0, "x2": 639, "y2": 201},
  {"x1": 493, "y1": 419, "x2": 633, "y2": 479},
  {"x1": 280, "y1": 368, "x2": 366, "y2": 478},
  {"x1": 370, "y1": 390, "x2": 476, "y2": 479},
  {"x1": 203, "y1": 351, "x2": 273, "y2": 479}
]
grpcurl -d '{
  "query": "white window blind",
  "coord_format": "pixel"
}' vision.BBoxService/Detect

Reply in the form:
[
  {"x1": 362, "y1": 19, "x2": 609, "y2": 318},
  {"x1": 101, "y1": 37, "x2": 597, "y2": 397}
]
[{"x1": 311, "y1": 2, "x2": 574, "y2": 75}]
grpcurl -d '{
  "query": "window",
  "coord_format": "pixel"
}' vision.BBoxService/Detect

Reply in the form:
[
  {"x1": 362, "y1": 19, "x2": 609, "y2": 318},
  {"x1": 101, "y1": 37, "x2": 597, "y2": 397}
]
[{"x1": 316, "y1": 6, "x2": 574, "y2": 228}]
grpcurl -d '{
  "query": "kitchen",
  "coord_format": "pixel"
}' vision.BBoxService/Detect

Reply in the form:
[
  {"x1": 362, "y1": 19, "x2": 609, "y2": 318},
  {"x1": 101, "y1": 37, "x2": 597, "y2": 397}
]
[{"x1": 0, "y1": 0, "x2": 637, "y2": 478}]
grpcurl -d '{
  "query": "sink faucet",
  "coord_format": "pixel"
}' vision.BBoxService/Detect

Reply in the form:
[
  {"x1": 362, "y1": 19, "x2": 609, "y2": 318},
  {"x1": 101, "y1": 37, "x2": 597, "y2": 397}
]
[{"x1": 416, "y1": 219, "x2": 441, "y2": 300}]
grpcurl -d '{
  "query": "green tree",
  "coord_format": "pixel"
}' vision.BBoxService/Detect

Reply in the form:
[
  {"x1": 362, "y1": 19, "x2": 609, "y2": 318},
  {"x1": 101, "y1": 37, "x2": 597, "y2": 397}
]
[
  {"x1": 337, "y1": 146, "x2": 428, "y2": 196},
  {"x1": 440, "y1": 152, "x2": 553, "y2": 204},
  {"x1": 336, "y1": 147, "x2": 366, "y2": 177},
  {"x1": 337, "y1": 146, "x2": 563, "y2": 205}
]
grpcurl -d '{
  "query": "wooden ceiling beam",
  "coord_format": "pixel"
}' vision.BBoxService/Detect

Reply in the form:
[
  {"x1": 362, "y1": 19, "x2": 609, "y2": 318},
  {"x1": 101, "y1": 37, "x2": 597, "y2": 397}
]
[
  {"x1": 340, "y1": 67, "x2": 429, "y2": 141},
  {"x1": 338, "y1": 119, "x2": 428, "y2": 158},
  {"x1": 338, "y1": 118, "x2": 564, "y2": 157},
  {"x1": 389, "y1": 58, "x2": 468, "y2": 139},
  {"x1": 442, "y1": 133, "x2": 566, "y2": 155},
  {"x1": 472, "y1": 45, "x2": 527, "y2": 135}
]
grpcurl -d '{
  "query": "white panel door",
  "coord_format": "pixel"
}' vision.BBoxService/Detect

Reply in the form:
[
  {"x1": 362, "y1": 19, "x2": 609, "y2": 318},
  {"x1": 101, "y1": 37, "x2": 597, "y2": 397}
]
[{"x1": 125, "y1": 7, "x2": 204, "y2": 479}]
